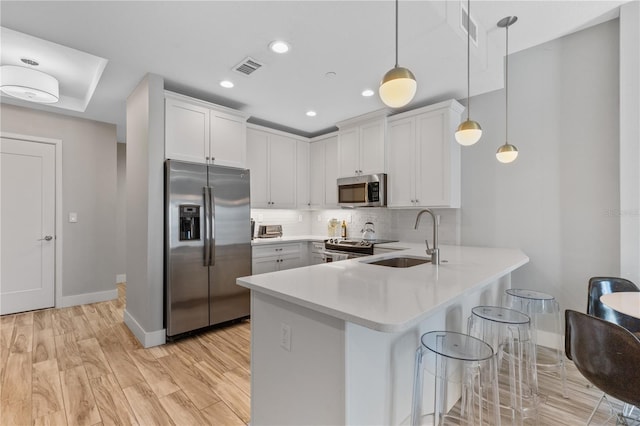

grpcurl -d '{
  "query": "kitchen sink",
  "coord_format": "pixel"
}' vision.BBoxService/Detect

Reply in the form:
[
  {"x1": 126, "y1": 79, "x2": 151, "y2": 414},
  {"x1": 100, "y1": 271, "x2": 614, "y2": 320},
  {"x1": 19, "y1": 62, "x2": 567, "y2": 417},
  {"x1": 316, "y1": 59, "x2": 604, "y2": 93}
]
[{"x1": 363, "y1": 255, "x2": 431, "y2": 268}]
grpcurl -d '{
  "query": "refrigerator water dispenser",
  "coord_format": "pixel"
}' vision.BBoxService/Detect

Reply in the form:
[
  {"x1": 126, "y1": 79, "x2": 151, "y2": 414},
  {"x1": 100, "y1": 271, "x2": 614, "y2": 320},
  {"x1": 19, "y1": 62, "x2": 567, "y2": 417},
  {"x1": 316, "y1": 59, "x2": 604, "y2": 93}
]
[{"x1": 179, "y1": 205, "x2": 200, "y2": 240}]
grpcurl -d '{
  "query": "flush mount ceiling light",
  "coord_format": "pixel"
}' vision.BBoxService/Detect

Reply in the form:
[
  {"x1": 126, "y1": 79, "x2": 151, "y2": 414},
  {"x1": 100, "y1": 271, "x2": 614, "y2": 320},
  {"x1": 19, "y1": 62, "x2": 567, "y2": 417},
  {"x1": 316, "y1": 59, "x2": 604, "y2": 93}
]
[
  {"x1": 269, "y1": 40, "x2": 290, "y2": 54},
  {"x1": 0, "y1": 63, "x2": 59, "y2": 103},
  {"x1": 455, "y1": 0, "x2": 482, "y2": 146},
  {"x1": 496, "y1": 16, "x2": 519, "y2": 164},
  {"x1": 379, "y1": 0, "x2": 417, "y2": 108},
  {"x1": 306, "y1": 110, "x2": 317, "y2": 117},
  {"x1": 362, "y1": 89, "x2": 375, "y2": 97},
  {"x1": 220, "y1": 80, "x2": 234, "y2": 88}
]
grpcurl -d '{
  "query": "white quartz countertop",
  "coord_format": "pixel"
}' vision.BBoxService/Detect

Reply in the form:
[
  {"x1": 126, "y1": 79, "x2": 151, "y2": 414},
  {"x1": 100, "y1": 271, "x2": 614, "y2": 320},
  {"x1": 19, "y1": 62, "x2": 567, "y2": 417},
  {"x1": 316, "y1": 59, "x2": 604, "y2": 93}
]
[
  {"x1": 251, "y1": 235, "x2": 326, "y2": 246},
  {"x1": 237, "y1": 244, "x2": 529, "y2": 332}
]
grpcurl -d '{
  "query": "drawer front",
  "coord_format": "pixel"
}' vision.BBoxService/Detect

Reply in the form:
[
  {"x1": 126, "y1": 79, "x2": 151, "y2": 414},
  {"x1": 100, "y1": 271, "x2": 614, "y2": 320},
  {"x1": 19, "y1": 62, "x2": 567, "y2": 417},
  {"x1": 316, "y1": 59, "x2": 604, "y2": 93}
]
[{"x1": 253, "y1": 243, "x2": 301, "y2": 258}]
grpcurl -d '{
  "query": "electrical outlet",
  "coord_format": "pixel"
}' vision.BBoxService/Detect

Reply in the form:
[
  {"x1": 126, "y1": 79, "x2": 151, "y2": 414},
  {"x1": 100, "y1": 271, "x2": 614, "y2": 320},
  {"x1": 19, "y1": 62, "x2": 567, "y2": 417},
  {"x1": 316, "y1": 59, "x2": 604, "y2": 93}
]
[
  {"x1": 347, "y1": 214, "x2": 352, "y2": 223},
  {"x1": 258, "y1": 214, "x2": 264, "y2": 222},
  {"x1": 298, "y1": 215, "x2": 303, "y2": 222},
  {"x1": 317, "y1": 215, "x2": 322, "y2": 222},
  {"x1": 280, "y1": 323, "x2": 291, "y2": 352}
]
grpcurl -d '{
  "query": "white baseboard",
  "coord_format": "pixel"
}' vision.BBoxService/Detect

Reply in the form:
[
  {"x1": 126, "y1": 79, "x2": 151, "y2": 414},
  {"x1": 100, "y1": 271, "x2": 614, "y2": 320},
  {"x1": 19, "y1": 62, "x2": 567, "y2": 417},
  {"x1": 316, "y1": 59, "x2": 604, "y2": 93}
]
[
  {"x1": 123, "y1": 309, "x2": 166, "y2": 348},
  {"x1": 116, "y1": 274, "x2": 127, "y2": 284},
  {"x1": 59, "y1": 289, "x2": 118, "y2": 308}
]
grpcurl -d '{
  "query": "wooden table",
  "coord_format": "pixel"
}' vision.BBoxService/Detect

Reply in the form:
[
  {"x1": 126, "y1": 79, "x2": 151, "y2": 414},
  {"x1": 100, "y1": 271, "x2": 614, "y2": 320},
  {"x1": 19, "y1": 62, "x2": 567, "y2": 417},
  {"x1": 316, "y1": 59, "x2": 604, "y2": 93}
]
[{"x1": 600, "y1": 292, "x2": 640, "y2": 319}]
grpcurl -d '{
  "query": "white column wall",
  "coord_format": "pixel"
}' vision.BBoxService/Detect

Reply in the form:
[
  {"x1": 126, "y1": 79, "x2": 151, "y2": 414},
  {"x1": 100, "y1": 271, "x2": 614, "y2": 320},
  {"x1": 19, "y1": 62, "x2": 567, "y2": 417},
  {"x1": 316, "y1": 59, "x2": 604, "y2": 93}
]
[{"x1": 619, "y1": 1, "x2": 640, "y2": 284}]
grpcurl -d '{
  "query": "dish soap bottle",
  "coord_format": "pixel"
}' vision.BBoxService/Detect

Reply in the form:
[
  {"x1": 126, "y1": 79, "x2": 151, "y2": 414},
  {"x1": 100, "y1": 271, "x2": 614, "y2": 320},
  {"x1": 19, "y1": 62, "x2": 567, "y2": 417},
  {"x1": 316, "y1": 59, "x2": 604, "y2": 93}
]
[{"x1": 341, "y1": 220, "x2": 347, "y2": 238}]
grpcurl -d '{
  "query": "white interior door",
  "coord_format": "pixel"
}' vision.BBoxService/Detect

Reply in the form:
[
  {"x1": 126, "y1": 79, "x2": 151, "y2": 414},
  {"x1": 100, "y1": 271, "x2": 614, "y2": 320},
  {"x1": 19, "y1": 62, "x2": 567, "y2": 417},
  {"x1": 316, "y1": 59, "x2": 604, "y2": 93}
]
[{"x1": 1, "y1": 137, "x2": 56, "y2": 314}]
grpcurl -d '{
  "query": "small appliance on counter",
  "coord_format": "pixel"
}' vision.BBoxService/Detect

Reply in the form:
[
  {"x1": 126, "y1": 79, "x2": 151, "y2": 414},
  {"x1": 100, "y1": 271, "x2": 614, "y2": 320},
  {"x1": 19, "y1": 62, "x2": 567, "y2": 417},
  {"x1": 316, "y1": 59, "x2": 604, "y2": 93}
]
[
  {"x1": 257, "y1": 224, "x2": 283, "y2": 238},
  {"x1": 361, "y1": 222, "x2": 376, "y2": 241}
]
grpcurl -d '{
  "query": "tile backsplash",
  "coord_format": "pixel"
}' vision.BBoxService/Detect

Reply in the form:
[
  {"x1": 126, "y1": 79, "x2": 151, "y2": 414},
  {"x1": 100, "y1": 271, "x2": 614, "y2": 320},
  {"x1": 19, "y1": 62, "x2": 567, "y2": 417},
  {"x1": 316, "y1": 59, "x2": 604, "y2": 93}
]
[{"x1": 251, "y1": 208, "x2": 460, "y2": 244}]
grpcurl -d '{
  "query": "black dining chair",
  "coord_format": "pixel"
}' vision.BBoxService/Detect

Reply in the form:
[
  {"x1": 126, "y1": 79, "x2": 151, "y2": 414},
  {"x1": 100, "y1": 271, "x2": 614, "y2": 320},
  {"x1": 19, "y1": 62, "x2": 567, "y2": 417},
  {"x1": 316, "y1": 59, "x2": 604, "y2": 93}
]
[
  {"x1": 565, "y1": 310, "x2": 640, "y2": 425},
  {"x1": 587, "y1": 276, "x2": 640, "y2": 333}
]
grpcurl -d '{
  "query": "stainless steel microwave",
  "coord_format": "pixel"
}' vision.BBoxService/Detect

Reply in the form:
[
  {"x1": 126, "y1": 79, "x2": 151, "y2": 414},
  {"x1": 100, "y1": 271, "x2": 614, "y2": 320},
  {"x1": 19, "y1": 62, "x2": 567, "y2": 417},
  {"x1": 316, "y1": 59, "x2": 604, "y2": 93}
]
[{"x1": 337, "y1": 173, "x2": 387, "y2": 207}]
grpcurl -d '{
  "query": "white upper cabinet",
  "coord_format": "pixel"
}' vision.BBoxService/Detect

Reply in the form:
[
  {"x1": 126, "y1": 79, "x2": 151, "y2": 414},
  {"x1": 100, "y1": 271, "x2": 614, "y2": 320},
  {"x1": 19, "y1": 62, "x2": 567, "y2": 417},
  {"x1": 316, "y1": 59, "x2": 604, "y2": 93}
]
[
  {"x1": 296, "y1": 140, "x2": 310, "y2": 209},
  {"x1": 246, "y1": 126, "x2": 297, "y2": 209},
  {"x1": 309, "y1": 139, "x2": 325, "y2": 209},
  {"x1": 165, "y1": 91, "x2": 248, "y2": 167},
  {"x1": 308, "y1": 134, "x2": 339, "y2": 209},
  {"x1": 337, "y1": 112, "x2": 386, "y2": 178},
  {"x1": 387, "y1": 100, "x2": 464, "y2": 208}
]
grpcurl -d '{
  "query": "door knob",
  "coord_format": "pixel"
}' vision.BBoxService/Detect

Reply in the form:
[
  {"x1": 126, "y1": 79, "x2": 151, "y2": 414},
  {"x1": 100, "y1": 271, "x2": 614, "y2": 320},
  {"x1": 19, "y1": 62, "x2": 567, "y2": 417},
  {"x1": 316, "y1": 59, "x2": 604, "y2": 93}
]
[{"x1": 38, "y1": 236, "x2": 53, "y2": 241}]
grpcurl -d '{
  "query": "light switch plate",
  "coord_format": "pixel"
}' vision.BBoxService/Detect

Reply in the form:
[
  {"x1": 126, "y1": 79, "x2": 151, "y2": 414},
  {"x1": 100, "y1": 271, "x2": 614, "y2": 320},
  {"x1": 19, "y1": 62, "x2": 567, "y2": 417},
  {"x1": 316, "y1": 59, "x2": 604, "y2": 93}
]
[{"x1": 68, "y1": 212, "x2": 78, "y2": 223}]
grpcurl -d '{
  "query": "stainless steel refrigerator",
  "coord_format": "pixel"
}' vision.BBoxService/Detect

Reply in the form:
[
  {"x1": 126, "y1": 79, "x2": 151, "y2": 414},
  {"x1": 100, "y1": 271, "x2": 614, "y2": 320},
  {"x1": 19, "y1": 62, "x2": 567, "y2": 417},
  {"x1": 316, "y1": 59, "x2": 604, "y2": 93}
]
[{"x1": 165, "y1": 159, "x2": 251, "y2": 338}]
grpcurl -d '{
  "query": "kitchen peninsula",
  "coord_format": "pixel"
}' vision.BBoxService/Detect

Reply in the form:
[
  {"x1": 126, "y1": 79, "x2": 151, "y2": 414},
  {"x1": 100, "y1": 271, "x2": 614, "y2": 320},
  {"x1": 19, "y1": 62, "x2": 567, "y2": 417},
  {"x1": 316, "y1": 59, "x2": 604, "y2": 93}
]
[{"x1": 237, "y1": 243, "x2": 529, "y2": 425}]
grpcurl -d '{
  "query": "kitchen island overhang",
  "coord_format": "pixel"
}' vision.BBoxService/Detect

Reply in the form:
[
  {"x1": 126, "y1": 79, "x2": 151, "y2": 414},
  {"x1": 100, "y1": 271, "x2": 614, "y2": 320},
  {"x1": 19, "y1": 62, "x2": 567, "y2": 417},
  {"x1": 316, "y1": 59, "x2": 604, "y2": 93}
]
[{"x1": 237, "y1": 244, "x2": 529, "y2": 425}]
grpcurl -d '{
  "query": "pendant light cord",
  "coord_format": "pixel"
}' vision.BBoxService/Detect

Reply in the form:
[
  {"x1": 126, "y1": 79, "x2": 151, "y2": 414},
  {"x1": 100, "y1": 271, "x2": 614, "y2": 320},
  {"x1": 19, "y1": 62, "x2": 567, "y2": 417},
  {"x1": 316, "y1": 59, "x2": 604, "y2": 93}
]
[
  {"x1": 466, "y1": 0, "x2": 471, "y2": 120},
  {"x1": 505, "y1": 23, "x2": 509, "y2": 144},
  {"x1": 395, "y1": 0, "x2": 399, "y2": 68}
]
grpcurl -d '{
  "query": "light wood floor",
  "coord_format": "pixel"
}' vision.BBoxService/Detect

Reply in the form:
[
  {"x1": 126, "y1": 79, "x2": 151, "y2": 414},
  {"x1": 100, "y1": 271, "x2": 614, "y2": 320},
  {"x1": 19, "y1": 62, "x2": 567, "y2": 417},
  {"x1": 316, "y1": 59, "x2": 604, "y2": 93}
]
[{"x1": 0, "y1": 284, "x2": 632, "y2": 425}]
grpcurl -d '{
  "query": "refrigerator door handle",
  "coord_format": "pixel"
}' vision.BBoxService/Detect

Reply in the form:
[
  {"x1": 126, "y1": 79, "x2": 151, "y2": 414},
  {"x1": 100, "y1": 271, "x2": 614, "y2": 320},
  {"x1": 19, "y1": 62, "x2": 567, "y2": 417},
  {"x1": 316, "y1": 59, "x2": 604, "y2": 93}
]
[
  {"x1": 209, "y1": 186, "x2": 215, "y2": 266},
  {"x1": 203, "y1": 186, "x2": 210, "y2": 266}
]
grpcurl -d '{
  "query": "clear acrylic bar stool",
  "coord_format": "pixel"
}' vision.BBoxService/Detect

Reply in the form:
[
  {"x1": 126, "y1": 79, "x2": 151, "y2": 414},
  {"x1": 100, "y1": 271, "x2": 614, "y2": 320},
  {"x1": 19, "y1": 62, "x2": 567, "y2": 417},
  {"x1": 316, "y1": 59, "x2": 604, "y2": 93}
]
[
  {"x1": 504, "y1": 289, "x2": 567, "y2": 398},
  {"x1": 411, "y1": 331, "x2": 501, "y2": 426},
  {"x1": 468, "y1": 306, "x2": 539, "y2": 425}
]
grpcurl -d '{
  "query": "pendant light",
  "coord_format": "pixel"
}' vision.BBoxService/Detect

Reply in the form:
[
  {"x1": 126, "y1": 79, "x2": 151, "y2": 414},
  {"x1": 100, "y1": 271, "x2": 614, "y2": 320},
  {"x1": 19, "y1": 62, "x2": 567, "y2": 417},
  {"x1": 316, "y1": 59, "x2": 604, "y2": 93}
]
[
  {"x1": 455, "y1": 0, "x2": 482, "y2": 146},
  {"x1": 379, "y1": 0, "x2": 417, "y2": 108},
  {"x1": 496, "y1": 16, "x2": 518, "y2": 163}
]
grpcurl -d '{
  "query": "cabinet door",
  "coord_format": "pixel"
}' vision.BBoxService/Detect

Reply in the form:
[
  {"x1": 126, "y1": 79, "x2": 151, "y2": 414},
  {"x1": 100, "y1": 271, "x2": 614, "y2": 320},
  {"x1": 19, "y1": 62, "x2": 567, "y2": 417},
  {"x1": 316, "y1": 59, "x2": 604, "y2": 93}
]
[
  {"x1": 247, "y1": 129, "x2": 270, "y2": 208},
  {"x1": 252, "y1": 257, "x2": 278, "y2": 275},
  {"x1": 165, "y1": 97, "x2": 209, "y2": 163},
  {"x1": 279, "y1": 255, "x2": 302, "y2": 271},
  {"x1": 210, "y1": 111, "x2": 246, "y2": 168},
  {"x1": 323, "y1": 136, "x2": 339, "y2": 207},
  {"x1": 296, "y1": 140, "x2": 310, "y2": 209},
  {"x1": 309, "y1": 141, "x2": 324, "y2": 208},
  {"x1": 387, "y1": 117, "x2": 416, "y2": 208},
  {"x1": 359, "y1": 120, "x2": 385, "y2": 175},
  {"x1": 337, "y1": 128, "x2": 360, "y2": 177},
  {"x1": 416, "y1": 112, "x2": 449, "y2": 207},
  {"x1": 269, "y1": 134, "x2": 297, "y2": 208}
]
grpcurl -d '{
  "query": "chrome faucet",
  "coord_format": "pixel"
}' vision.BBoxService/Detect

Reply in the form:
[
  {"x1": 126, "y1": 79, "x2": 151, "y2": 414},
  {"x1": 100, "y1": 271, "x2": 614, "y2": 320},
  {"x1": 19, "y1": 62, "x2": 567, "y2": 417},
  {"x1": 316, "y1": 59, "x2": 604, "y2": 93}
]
[{"x1": 414, "y1": 209, "x2": 440, "y2": 265}]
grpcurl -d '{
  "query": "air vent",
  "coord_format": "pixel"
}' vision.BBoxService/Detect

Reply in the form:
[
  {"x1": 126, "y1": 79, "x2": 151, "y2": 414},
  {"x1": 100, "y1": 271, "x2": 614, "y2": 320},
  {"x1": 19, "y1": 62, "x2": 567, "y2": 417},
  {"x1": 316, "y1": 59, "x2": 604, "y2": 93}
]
[
  {"x1": 461, "y1": 5, "x2": 478, "y2": 46},
  {"x1": 233, "y1": 57, "x2": 263, "y2": 76}
]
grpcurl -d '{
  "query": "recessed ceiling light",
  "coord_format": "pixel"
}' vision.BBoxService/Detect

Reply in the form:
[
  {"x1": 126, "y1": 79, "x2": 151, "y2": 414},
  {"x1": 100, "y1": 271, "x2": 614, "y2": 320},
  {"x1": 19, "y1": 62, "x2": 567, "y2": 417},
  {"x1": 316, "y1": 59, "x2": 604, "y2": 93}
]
[
  {"x1": 269, "y1": 40, "x2": 290, "y2": 54},
  {"x1": 220, "y1": 80, "x2": 234, "y2": 88},
  {"x1": 362, "y1": 89, "x2": 375, "y2": 97},
  {"x1": 306, "y1": 111, "x2": 317, "y2": 117}
]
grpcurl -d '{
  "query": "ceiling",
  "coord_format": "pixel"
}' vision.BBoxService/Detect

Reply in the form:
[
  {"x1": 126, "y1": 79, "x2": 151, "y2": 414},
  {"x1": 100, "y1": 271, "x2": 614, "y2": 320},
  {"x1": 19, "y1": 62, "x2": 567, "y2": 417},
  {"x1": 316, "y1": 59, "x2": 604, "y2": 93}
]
[{"x1": 0, "y1": 1, "x2": 626, "y2": 142}]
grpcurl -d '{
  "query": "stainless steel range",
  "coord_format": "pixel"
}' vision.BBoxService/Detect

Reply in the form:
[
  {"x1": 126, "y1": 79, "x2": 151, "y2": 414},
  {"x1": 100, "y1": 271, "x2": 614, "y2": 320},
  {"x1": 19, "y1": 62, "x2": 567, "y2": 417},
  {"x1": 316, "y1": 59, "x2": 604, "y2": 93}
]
[{"x1": 322, "y1": 238, "x2": 397, "y2": 262}]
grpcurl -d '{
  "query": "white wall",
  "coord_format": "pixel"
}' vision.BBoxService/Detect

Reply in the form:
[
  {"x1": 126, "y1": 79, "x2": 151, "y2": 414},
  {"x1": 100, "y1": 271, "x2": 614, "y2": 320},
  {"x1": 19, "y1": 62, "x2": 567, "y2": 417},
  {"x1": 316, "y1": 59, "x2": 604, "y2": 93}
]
[
  {"x1": 124, "y1": 73, "x2": 166, "y2": 347},
  {"x1": 1, "y1": 103, "x2": 118, "y2": 303},
  {"x1": 460, "y1": 20, "x2": 620, "y2": 319},
  {"x1": 619, "y1": 1, "x2": 640, "y2": 284},
  {"x1": 116, "y1": 143, "x2": 127, "y2": 281}
]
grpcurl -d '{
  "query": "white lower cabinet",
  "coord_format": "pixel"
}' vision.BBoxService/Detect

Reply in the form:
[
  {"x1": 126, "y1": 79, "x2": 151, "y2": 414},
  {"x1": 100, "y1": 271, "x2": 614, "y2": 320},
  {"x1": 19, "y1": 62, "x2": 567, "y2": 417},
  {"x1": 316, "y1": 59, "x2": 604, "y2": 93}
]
[
  {"x1": 252, "y1": 243, "x2": 303, "y2": 274},
  {"x1": 309, "y1": 241, "x2": 325, "y2": 265},
  {"x1": 387, "y1": 100, "x2": 464, "y2": 208}
]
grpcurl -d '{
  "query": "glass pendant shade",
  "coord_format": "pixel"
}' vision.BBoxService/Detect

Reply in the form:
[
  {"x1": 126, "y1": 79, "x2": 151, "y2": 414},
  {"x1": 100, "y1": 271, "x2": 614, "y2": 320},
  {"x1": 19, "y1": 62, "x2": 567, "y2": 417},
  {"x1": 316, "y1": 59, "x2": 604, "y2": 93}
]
[
  {"x1": 455, "y1": 119, "x2": 482, "y2": 146},
  {"x1": 0, "y1": 65, "x2": 59, "y2": 103},
  {"x1": 379, "y1": 66, "x2": 417, "y2": 108},
  {"x1": 496, "y1": 143, "x2": 518, "y2": 163}
]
